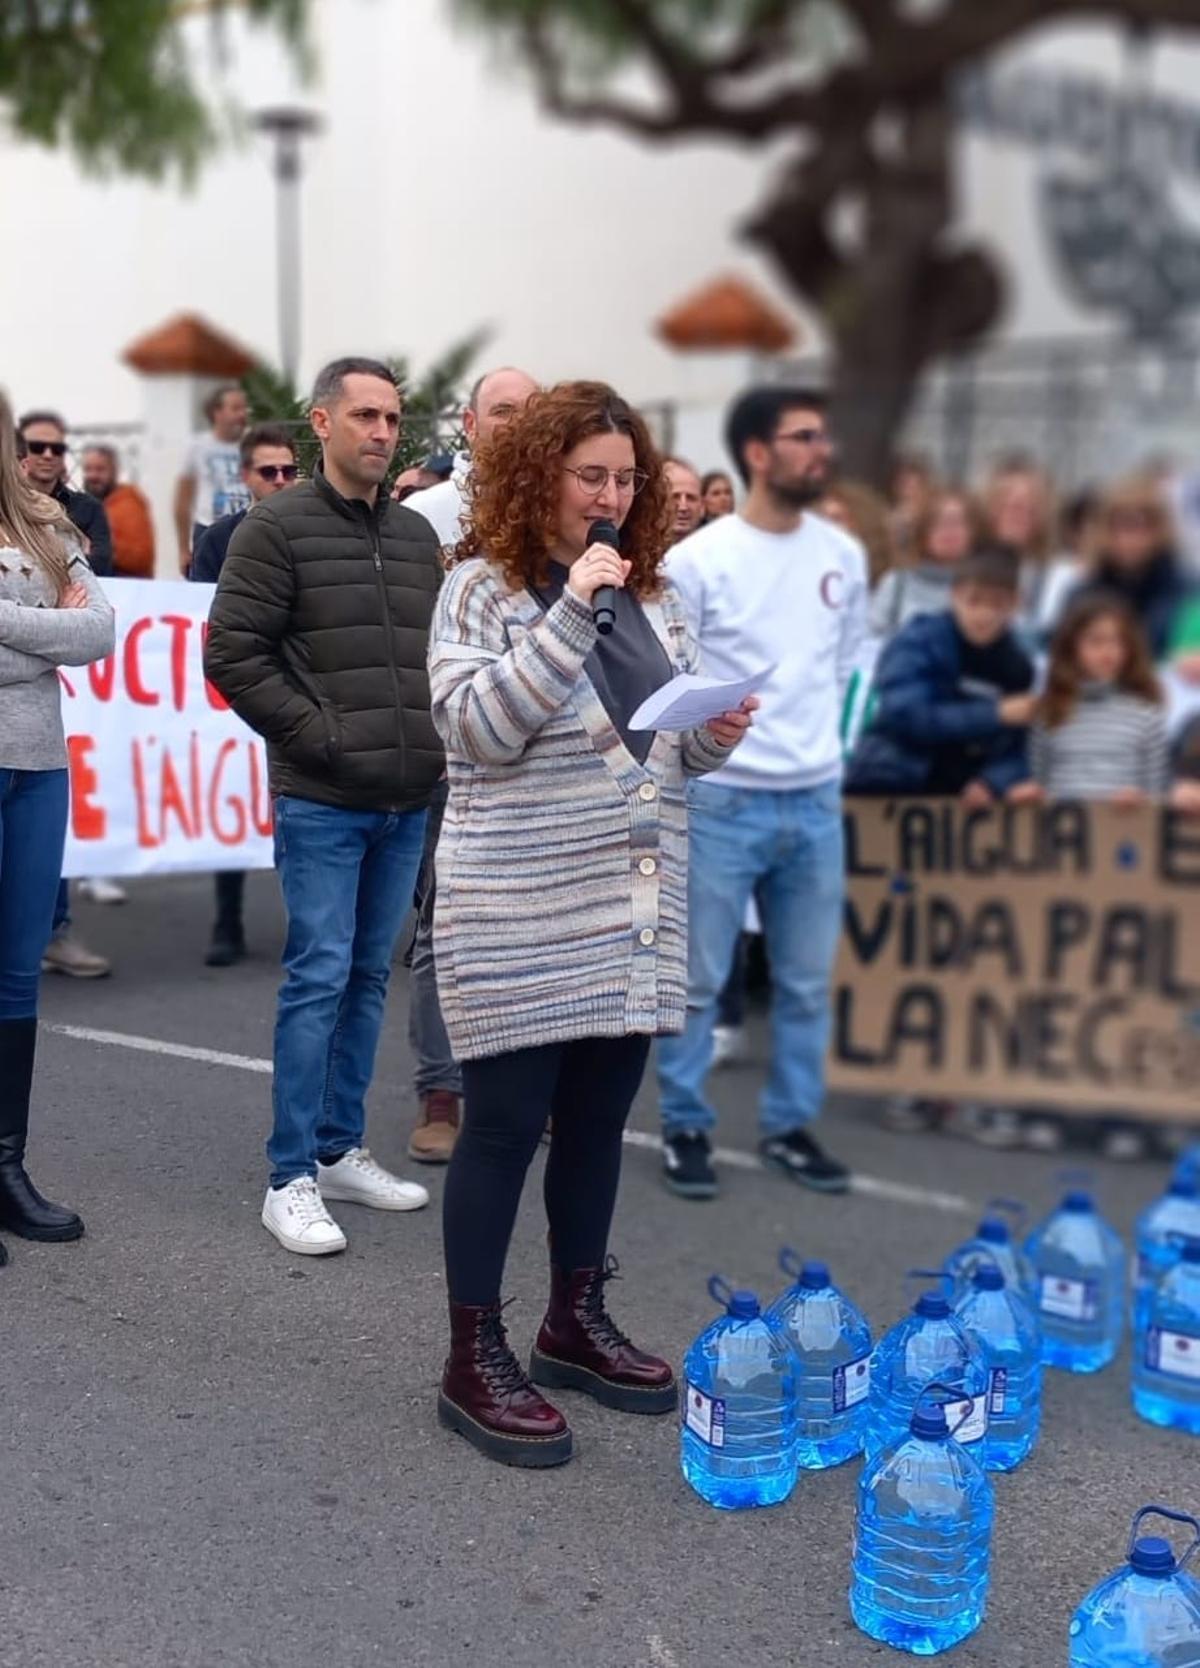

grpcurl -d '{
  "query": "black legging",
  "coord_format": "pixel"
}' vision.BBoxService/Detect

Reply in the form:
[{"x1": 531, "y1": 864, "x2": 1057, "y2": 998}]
[{"x1": 443, "y1": 1034, "x2": 652, "y2": 1306}]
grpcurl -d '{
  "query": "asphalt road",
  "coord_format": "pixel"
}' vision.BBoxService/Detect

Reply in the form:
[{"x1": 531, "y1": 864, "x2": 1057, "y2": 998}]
[{"x1": 4, "y1": 872, "x2": 1196, "y2": 1668}]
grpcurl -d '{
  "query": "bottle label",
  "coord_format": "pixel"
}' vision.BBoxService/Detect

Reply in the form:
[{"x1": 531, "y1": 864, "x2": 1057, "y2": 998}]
[
  {"x1": 988, "y1": 1367, "x2": 1009, "y2": 1416},
  {"x1": 684, "y1": 1384, "x2": 727, "y2": 1447},
  {"x1": 832, "y1": 1354, "x2": 871, "y2": 1412},
  {"x1": 1145, "y1": 1328, "x2": 1200, "y2": 1382},
  {"x1": 944, "y1": 1393, "x2": 989, "y2": 1444},
  {"x1": 1039, "y1": 1274, "x2": 1100, "y2": 1322}
]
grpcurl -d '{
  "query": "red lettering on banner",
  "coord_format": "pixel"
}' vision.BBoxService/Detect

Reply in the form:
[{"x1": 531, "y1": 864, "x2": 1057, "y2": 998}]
[
  {"x1": 189, "y1": 732, "x2": 203, "y2": 831},
  {"x1": 200, "y1": 622, "x2": 230, "y2": 711},
  {"x1": 88, "y1": 655, "x2": 115, "y2": 701},
  {"x1": 58, "y1": 669, "x2": 76, "y2": 699},
  {"x1": 249, "y1": 744, "x2": 273, "y2": 836},
  {"x1": 66, "y1": 735, "x2": 106, "y2": 839},
  {"x1": 131, "y1": 740, "x2": 161, "y2": 848},
  {"x1": 209, "y1": 740, "x2": 248, "y2": 845},
  {"x1": 124, "y1": 618, "x2": 158, "y2": 706},
  {"x1": 160, "y1": 749, "x2": 194, "y2": 839},
  {"x1": 161, "y1": 615, "x2": 193, "y2": 712}
]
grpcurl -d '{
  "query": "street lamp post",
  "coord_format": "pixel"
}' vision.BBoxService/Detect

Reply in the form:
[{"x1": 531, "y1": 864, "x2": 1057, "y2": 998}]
[{"x1": 251, "y1": 106, "x2": 322, "y2": 388}]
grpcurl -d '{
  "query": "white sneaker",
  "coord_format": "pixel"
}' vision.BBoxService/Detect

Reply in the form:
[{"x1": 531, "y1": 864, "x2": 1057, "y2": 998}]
[
  {"x1": 711, "y1": 1024, "x2": 747, "y2": 1069},
  {"x1": 316, "y1": 1147, "x2": 429, "y2": 1212},
  {"x1": 80, "y1": 876, "x2": 127, "y2": 905},
  {"x1": 262, "y1": 1177, "x2": 347, "y2": 1255}
]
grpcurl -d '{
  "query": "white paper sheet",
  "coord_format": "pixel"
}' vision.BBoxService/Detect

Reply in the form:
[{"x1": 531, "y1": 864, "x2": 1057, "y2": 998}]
[{"x1": 628, "y1": 665, "x2": 775, "y2": 733}]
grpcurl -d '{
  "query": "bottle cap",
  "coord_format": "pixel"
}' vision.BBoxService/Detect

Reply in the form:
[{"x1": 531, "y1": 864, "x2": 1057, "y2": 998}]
[
  {"x1": 800, "y1": 1260, "x2": 831, "y2": 1291},
  {"x1": 977, "y1": 1216, "x2": 1010, "y2": 1244},
  {"x1": 1130, "y1": 1535, "x2": 1177, "y2": 1577},
  {"x1": 1062, "y1": 1190, "x2": 1094, "y2": 1213},
  {"x1": 914, "y1": 1290, "x2": 951, "y2": 1319},
  {"x1": 972, "y1": 1264, "x2": 1005, "y2": 1292},
  {"x1": 910, "y1": 1401, "x2": 950, "y2": 1439},
  {"x1": 727, "y1": 1290, "x2": 761, "y2": 1319}
]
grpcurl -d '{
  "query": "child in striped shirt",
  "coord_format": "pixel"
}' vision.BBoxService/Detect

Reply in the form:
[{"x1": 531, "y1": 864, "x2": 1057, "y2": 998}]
[
  {"x1": 1024, "y1": 593, "x2": 1169, "y2": 804},
  {"x1": 1009, "y1": 593, "x2": 1169, "y2": 1160}
]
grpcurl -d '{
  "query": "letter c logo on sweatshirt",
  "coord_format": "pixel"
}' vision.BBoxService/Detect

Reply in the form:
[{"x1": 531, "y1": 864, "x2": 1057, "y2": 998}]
[{"x1": 819, "y1": 569, "x2": 844, "y2": 609}]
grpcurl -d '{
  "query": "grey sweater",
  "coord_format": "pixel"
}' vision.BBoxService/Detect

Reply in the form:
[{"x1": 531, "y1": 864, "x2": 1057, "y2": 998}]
[
  {"x1": 429, "y1": 560, "x2": 735, "y2": 1060},
  {"x1": 869, "y1": 562, "x2": 959, "y2": 639},
  {"x1": 0, "y1": 541, "x2": 116, "y2": 771},
  {"x1": 1030, "y1": 685, "x2": 1170, "y2": 799}
]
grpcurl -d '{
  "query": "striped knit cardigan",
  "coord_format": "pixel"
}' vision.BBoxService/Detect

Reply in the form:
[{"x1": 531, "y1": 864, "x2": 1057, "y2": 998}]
[{"x1": 428, "y1": 556, "x2": 735, "y2": 1061}]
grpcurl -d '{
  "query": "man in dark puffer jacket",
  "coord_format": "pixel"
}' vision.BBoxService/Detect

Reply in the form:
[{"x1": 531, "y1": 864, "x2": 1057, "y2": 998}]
[{"x1": 205, "y1": 356, "x2": 443, "y2": 1257}]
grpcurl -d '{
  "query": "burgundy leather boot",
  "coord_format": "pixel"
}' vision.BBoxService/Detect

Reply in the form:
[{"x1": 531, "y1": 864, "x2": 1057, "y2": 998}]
[
  {"x1": 530, "y1": 1258, "x2": 677, "y2": 1414},
  {"x1": 438, "y1": 1300, "x2": 573, "y2": 1468}
]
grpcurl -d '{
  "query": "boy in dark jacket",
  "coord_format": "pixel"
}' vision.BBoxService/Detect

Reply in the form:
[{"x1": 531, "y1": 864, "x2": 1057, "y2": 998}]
[{"x1": 846, "y1": 547, "x2": 1036, "y2": 804}]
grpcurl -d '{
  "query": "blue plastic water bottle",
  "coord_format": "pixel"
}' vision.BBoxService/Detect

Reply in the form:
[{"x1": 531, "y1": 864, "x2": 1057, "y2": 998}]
[
  {"x1": 680, "y1": 1275, "x2": 797, "y2": 1510},
  {"x1": 865, "y1": 1272, "x2": 990, "y2": 1461},
  {"x1": 1024, "y1": 1189, "x2": 1125, "y2": 1373},
  {"x1": 1175, "y1": 1145, "x2": 1200, "y2": 1191},
  {"x1": 851, "y1": 1382, "x2": 994, "y2": 1656},
  {"x1": 1134, "y1": 1177, "x2": 1200, "y2": 1335},
  {"x1": 953, "y1": 1262, "x2": 1042, "y2": 1472},
  {"x1": 767, "y1": 1250, "x2": 872, "y2": 1470},
  {"x1": 1069, "y1": 1505, "x2": 1200, "y2": 1666},
  {"x1": 945, "y1": 1200, "x2": 1037, "y2": 1303},
  {"x1": 1133, "y1": 1237, "x2": 1200, "y2": 1436}
]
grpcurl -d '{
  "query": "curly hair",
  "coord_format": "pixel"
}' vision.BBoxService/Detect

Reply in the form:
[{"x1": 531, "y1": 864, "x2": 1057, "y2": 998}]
[
  {"x1": 451, "y1": 381, "x2": 673, "y2": 598},
  {"x1": 1040, "y1": 593, "x2": 1161, "y2": 730}
]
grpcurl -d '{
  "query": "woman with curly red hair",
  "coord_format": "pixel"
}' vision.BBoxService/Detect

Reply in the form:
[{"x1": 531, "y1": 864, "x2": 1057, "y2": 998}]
[{"x1": 428, "y1": 381, "x2": 755, "y2": 1469}]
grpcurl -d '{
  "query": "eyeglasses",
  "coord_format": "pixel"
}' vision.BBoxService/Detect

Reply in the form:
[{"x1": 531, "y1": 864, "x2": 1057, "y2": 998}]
[
  {"x1": 25, "y1": 440, "x2": 68, "y2": 458},
  {"x1": 253, "y1": 464, "x2": 299, "y2": 483},
  {"x1": 774, "y1": 427, "x2": 832, "y2": 448},
  {"x1": 564, "y1": 465, "x2": 649, "y2": 496},
  {"x1": 1109, "y1": 509, "x2": 1157, "y2": 530}
]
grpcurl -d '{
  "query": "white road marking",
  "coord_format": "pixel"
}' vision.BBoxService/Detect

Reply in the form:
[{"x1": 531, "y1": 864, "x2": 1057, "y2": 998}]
[
  {"x1": 47, "y1": 1022, "x2": 974, "y2": 1216},
  {"x1": 47, "y1": 1023, "x2": 274, "y2": 1075}
]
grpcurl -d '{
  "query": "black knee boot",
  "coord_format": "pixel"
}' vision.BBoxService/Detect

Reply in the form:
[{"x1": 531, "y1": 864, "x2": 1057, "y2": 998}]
[{"x1": 0, "y1": 1018, "x2": 84, "y2": 1242}]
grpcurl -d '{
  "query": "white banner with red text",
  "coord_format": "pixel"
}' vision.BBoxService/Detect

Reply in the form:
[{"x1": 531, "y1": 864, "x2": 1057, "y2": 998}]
[{"x1": 61, "y1": 579, "x2": 274, "y2": 877}]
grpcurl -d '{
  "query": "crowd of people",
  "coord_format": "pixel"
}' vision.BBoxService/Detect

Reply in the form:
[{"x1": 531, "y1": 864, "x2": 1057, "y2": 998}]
[{"x1": 2, "y1": 355, "x2": 1198, "y2": 1471}]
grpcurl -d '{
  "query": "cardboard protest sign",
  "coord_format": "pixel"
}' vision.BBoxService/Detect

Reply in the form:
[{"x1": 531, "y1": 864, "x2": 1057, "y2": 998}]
[{"x1": 829, "y1": 798, "x2": 1200, "y2": 1121}]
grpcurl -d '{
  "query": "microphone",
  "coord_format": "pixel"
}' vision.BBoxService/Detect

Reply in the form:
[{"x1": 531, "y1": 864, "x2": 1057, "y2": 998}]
[{"x1": 588, "y1": 518, "x2": 620, "y2": 636}]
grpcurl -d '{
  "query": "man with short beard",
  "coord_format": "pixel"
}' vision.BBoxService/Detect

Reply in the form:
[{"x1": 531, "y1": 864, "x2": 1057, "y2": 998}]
[
  {"x1": 205, "y1": 358, "x2": 443, "y2": 1256},
  {"x1": 657, "y1": 386, "x2": 868, "y2": 1202}
]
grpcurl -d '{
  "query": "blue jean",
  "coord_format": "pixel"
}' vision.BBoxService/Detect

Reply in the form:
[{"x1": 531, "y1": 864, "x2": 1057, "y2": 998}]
[
  {"x1": 270, "y1": 795, "x2": 427, "y2": 1188},
  {"x1": 0, "y1": 769, "x2": 69, "y2": 1020},
  {"x1": 658, "y1": 778, "x2": 845, "y2": 1140}
]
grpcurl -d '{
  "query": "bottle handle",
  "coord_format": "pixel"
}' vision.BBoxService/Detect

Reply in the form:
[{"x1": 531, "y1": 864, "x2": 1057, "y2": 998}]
[
  {"x1": 986, "y1": 1196, "x2": 1028, "y2": 1226},
  {"x1": 905, "y1": 1267, "x2": 955, "y2": 1304},
  {"x1": 779, "y1": 1247, "x2": 804, "y2": 1281},
  {"x1": 1129, "y1": 1505, "x2": 1200, "y2": 1570},
  {"x1": 915, "y1": 1380, "x2": 975, "y2": 1439},
  {"x1": 707, "y1": 1274, "x2": 733, "y2": 1309}
]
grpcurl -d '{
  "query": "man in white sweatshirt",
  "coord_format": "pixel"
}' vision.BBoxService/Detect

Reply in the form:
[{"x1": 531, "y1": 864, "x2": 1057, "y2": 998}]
[
  {"x1": 400, "y1": 365, "x2": 538, "y2": 1164},
  {"x1": 659, "y1": 385, "x2": 868, "y2": 1200}
]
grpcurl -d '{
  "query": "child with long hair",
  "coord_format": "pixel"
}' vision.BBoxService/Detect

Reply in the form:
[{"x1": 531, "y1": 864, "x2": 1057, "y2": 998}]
[
  {"x1": 0, "y1": 390, "x2": 114, "y2": 1260},
  {"x1": 1023, "y1": 593, "x2": 1169, "y2": 804},
  {"x1": 1011, "y1": 594, "x2": 1170, "y2": 1160}
]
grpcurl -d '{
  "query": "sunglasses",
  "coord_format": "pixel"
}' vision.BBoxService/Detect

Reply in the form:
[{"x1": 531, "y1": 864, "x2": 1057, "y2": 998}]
[
  {"x1": 253, "y1": 464, "x2": 298, "y2": 483},
  {"x1": 26, "y1": 440, "x2": 68, "y2": 458}
]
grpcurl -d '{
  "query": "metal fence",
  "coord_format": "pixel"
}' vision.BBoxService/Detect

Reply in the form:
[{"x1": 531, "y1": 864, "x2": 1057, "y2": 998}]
[{"x1": 769, "y1": 333, "x2": 1200, "y2": 488}]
